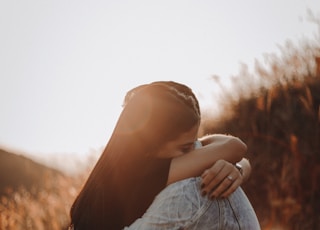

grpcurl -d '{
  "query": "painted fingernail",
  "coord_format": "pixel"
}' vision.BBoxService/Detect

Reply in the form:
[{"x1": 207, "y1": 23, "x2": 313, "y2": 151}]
[
  {"x1": 201, "y1": 191, "x2": 207, "y2": 196},
  {"x1": 201, "y1": 183, "x2": 205, "y2": 189},
  {"x1": 210, "y1": 195, "x2": 215, "y2": 200}
]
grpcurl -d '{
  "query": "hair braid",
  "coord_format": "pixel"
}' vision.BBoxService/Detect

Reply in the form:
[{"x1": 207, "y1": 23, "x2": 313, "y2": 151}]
[{"x1": 123, "y1": 81, "x2": 200, "y2": 118}]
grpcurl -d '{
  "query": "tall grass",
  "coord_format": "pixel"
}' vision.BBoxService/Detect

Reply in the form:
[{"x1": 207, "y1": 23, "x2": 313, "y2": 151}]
[
  {"x1": 1, "y1": 186, "x2": 68, "y2": 229},
  {"x1": 201, "y1": 13, "x2": 320, "y2": 230},
  {"x1": 0, "y1": 167, "x2": 87, "y2": 230}
]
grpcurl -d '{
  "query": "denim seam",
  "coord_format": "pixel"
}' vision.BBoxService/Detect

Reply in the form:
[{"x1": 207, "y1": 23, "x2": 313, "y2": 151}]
[
  {"x1": 217, "y1": 199, "x2": 221, "y2": 230},
  {"x1": 227, "y1": 197, "x2": 241, "y2": 229},
  {"x1": 182, "y1": 199, "x2": 213, "y2": 228}
]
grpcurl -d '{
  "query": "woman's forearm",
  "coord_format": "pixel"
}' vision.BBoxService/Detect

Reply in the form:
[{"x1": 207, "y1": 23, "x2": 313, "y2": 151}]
[
  {"x1": 168, "y1": 134, "x2": 247, "y2": 185},
  {"x1": 200, "y1": 135, "x2": 251, "y2": 182},
  {"x1": 198, "y1": 134, "x2": 247, "y2": 164}
]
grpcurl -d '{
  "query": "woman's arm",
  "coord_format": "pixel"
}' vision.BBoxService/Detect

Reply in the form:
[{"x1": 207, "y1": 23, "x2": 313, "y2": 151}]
[
  {"x1": 200, "y1": 136, "x2": 252, "y2": 183},
  {"x1": 167, "y1": 134, "x2": 247, "y2": 185}
]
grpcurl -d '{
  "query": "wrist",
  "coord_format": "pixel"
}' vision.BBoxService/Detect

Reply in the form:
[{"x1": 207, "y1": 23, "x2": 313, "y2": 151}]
[
  {"x1": 235, "y1": 162, "x2": 244, "y2": 176},
  {"x1": 235, "y1": 158, "x2": 251, "y2": 182}
]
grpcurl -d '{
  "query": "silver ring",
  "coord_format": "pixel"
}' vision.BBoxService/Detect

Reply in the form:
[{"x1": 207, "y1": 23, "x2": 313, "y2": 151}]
[{"x1": 227, "y1": 175, "x2": 233, "y2": 181}]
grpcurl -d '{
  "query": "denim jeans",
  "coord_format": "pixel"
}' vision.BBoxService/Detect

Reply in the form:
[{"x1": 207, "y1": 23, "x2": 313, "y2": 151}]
[{"x1": 125, "y1": 177, "x2": 260, "y2": 230}]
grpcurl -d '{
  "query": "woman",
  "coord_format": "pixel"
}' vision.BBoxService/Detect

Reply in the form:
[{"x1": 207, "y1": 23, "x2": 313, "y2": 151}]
[{"x1": 69, "y1": 81, "x2": 249, "y2": 229}]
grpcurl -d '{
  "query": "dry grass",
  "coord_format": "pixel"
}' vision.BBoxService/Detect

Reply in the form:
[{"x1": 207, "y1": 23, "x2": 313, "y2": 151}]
[
  {"x1": 0, "y1": 171, "x2": 85, "y2": 230},
  {"x1": 0, "y1": 140, "x2": 99, "y2": 230},
  {"x1": 201, "y1": 16, "x2": 320, "y2": 230}
]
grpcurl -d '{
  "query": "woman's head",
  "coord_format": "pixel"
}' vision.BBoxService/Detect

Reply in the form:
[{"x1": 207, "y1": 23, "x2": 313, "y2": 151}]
[
  {"x1": 114, "y1": 81, "x2": 201, "y2": 157},
  {"x1": 70, "y1": 81, "x2": 201, "y2": 229}
]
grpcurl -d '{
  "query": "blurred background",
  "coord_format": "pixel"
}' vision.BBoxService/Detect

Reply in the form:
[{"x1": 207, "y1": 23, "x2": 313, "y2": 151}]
[{"x1": 0, "y1": 0, "x2": 319, "y2": 229}]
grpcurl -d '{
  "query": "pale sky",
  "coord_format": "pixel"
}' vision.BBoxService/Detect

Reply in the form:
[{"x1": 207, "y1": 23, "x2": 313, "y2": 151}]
[{"x1": 0, "y1": 0, "x2": 319, "y2": 172}]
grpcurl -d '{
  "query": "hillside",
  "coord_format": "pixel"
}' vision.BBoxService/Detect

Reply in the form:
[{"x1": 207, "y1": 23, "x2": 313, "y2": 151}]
[
  {"x1": 0, "y1": 149, "x2": 63, "y2": 195},
  {"x1": 0, "y1": 148, "x2": 83, "y2": 230}
]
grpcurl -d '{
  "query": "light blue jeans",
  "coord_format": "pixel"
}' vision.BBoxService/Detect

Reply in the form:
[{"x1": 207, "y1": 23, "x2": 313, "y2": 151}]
[{"x1": 125, "y1": 177, "x2": 260, "y2": 230}]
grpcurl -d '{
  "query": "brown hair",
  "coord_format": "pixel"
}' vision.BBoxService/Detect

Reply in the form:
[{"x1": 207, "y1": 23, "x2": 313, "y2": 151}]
[{"x1": 70, "y1": 81, "x2": 200, "y2": 229}]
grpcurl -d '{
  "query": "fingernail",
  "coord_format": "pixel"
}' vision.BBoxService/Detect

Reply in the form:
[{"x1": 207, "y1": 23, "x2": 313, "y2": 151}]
[
  {"x1": 201, "y1": 183, "x2": 205, "y2": 189},
  {"x1": 210, "y1": 195, "x2": 215, "y2": 200},
  {"x1": 201, "y1": 191, "x2": 207, "y2": 196}
]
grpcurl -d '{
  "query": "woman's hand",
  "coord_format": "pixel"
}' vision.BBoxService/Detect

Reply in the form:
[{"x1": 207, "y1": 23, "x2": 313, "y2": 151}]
[{"x1": 200, "y1": 159, "x2": 244, "y2": 199}]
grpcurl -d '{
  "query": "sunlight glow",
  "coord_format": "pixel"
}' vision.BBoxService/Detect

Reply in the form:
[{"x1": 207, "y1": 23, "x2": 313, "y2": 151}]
[{"x1": 0, "y1": 0, "x2": 319, "y2": 171}]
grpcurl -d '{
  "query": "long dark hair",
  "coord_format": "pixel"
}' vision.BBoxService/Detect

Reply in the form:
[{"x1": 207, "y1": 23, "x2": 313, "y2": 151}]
[{"x1": 70, "y1": 81, "x2": 200, "y2": 229}]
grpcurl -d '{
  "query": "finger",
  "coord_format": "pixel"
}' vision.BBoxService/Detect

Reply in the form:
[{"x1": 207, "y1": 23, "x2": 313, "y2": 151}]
[
  {"x1": 208, "y1": 173, "x2": 238, "y2": 199},
  {"x1": 201, "y1": 169, "x2": 209, "y2": 178},
  {"x1": 201, "y1": 159, "x2": 225, "y2": 184},
  {"x1": 219, "y1": 176, "x2": 243, "y2": 198},
  {"x1": 211, "y1": 169, "x2": 243, "y2": 198},
  {"x1": 202, "y1": 163, "x2": 233, "y2": 195},
  {"x1": 201, "y1": 161, "x2": 225, "y2": 191}
]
